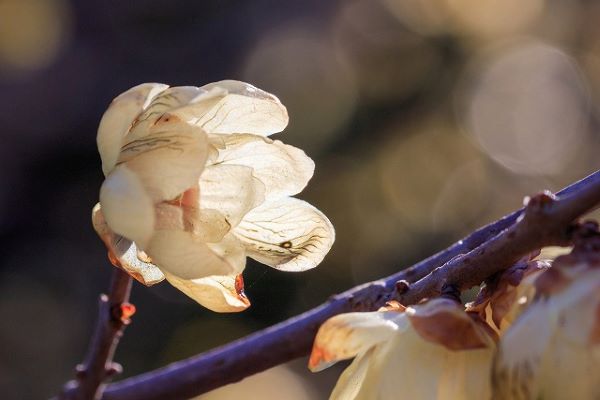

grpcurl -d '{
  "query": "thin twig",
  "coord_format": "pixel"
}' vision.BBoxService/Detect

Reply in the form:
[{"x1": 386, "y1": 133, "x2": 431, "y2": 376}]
[
  {"x1": 59, "y1": 268, "x2": 134, "y2": 400},
  {"x1": 101, "y1": 170, "x2": 600, "y2": 400}
]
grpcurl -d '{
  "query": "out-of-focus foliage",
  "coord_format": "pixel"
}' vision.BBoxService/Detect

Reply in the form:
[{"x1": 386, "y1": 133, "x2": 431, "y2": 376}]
[{"x1": 1, "y1": 0, "x2": 600, "y2": 398}]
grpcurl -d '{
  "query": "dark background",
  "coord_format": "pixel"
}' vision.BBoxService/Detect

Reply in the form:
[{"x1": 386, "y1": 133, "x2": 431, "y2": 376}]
[{"x1": 2, "y1": 0, "x2": 600, "y2": 398}]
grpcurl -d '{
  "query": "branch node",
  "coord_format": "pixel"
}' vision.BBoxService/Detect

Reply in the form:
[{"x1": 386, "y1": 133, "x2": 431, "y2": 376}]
[
  {"x1": 523, "y1": 190, "x2": 557, "y2": 217},
  {"x1": 106, "y1": 362, "x2": 123, "y2": 378},
  {"x1": 110, "y1": 302, "x2": 136, "y2": 325},
  {"x1": 395, "y1": 280, "x2": 410, "y2": 295},
  {"x1": 440, "y1": 284, "x2": 461, "y2": 304}
]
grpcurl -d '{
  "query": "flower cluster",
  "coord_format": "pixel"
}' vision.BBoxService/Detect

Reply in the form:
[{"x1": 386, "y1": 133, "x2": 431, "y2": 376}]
[
  {"x1": 310, "y1": 249, "x2": 600, "y2": 399},
  {"x1": 93, "y1": 81, "x2": 334, "y2": 312}
]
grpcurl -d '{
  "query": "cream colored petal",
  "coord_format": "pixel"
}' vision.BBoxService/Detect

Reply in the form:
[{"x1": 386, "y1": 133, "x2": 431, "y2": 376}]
[
  {"x1": 92, "y1": 203, "x2": 164, "y2": 285},
  {"x1": 200, "y1": 164, "x2": 266, "y2": 227},
  {"x1": 309, "y1": 311, "x2": 404, "y2": 372},
  {"x1": 145, "y1": 231, "x2": 245, "y2": 279},
  {"x1": 164, "y1": 272, "x2": 250, "y2": 313},
  {"x1": 493, "y1": 264, "x2": 600, "y2": 400},
  {"x1": 492, "y1": 301, "x2": 553, "y2": 400},
  {"x1": 99, "y1": 165, "x2": 155, "y2": 248},
  {"x1": 234, "y1": 197, "x2": 335, "y2": 272},
  {"x1": 97, "y1": 83, "x2": 169, "y2": 176},
  {"x1": 119, "y1": 119, "x2": 209, "y2": 202},
  {"x1": 127, "y1": 86, "x2": 205, "y2": 136},
  {"x1": 329, "y1": 349, "x2": 374, "y2": 400},
  {"x1": 370, "y1": 326, "x2": 494, "y2": 400},
  {"x1": 195, "y1": 80, "x2": 288, "y2": 136},
  {"x1": 155, "y1": 203, "x2": 231, "y2": 244},
  {"x1": 211, "y1": 134, "x2": 315, "y2": 197}
]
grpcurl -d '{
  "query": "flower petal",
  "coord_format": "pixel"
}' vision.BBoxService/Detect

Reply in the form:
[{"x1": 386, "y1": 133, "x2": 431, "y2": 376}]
[
  {"x1": 370, "y1": 325, "x2": 494, "y2": 400},
  {"x1": 210, "y1": 134, "x2": 315, "y2": 197},
  {"x1": 329, "y1": 349, "x2": 374, "y2": 400},
  {"x1": 92, "y1": 203, "x2": 165, "y2": 285},
  {"x1": 99, "y1": 165, "x2": 155, "y2": 248},
  {"x1": 408, "y1": 298, "x2": 497, "y2": 351},
  {"x1": 309, "y1": 311, "x2": 403, "y2": 371},
  {"x1": 127, "y1": 86, "x2": 207, "y2": 138},
  {"x1": 97, "y1": 83, "x2": 169, "y2": 176},
  {"x1": 119, "y1": 118, "x2": 209, "y2": 202},
  {"x1": 164, "y1": 272, "x2": 250, "y2": 312},
  {"x1": 155, "y1": 202, "x2": 231, "y2": 244},
  {"x1": 145, "y1": 231, "x2": 245, "y2": 279},
  {"x1": 195, "y1": 80, "x2": 288, "y2": 136},
  {"x1": 493, "y1": 261, "x2": 600, "y2": 400},
  {"x1": 234, "y1": 197, "x2": 335, "y2": 272},
  {"x1": 199, "y1": 164, "x2": 266, "y2": 227}
]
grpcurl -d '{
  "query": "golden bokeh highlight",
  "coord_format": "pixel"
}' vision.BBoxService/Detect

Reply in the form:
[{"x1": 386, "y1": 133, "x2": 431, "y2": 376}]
[
  {"x1": 243, "y1": 23, "x2": 357, "y2": 154},
  {"x1": 0, "y1": 0, "x2": 72, "y2": 73},
  {"x1": 461, "y1": 40, "x2": 590, "y2": 176}
]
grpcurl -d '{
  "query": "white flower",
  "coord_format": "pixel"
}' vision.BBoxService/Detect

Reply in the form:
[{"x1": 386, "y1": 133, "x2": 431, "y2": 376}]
[
  {"x1": 309, "y1": 299, "x2": 496, "y2": 400},
  {"x1": 492, "y1": 253, "x2": 600, "y2": 400},
  {"x1": 93, "y1": 81, "x2": 335, "y2": 312}
]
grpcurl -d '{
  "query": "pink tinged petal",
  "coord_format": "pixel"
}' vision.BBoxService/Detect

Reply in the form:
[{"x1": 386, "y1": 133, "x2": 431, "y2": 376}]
[
  {"x1": 145, "y1": 231, "x2": 245, "y2": 279},
  {"x1": 234, "y1": 197, "x2": 335, "y2": 272},
  {"x1": 126, "y1": 86, "x2": 207, "y2": 140},
  {"x1": 155, "y1": 203, "x2": 231, "y2": 244},
  {"x1": 99, "y1": 165, "x2": 155, "y2": 248},
  {"x1": 196, "y1": 80, "x2": 289, "y2": 136},
  {"x1": 212, "y1": 134, "x2": 315, "y2": 197},
  {"x1": 92, "y1": 203, "x2": 164, "y2": 285},
  {"x1": 97, "y1": 83, "x2": 169, "y2": 176},
  {"x1": 119, "y1": 119, "x2": 209, "y2": 202},
  {"x1": 164, "y1": 272, "x2": 250, "y2": 313},
  {"x1": 308, "y1": 311, "x2": 403, "y2": 372},
  {"x1": 199, "y1": 164, "x2": 266, "y2": 227}
]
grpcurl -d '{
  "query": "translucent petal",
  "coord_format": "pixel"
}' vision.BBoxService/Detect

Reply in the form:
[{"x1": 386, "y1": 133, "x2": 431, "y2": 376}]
[
  {"x1": 99, "y1": 165, "x2": 155, "y2": 248},
  {"x1": 155, "y1": 203, "x2": 231, "y2": 244},
  {"x1": 234, "y1": 197, "x2": 335, "y2": 271},
  {"x1": 200, "y1": 164, "x2": 266, "y2": 227},
  {"x1": 329, "y1": 349, "x2": 374, "y2": 400},
  {"x1": 97, "y1": 83, "x2": 168, "y2": 176},
  {"x1": 368, "y1": 326, "x2": 494, "y2": 400},
  {"x1": 493, "y1": 264, "x2": 600, "y2": 400},
  {"x1": 195, "y1": 80, "x2": 288, "y2": 136},
  {"x1": 164, "y1": 272, "x2": 250, "y2": 313},
  {"x1": 119, "y1": 119, "x2": 209, "y2": 202},
  {"x1": 145, "y1": 231, "x2": 245, "y2": 279},
  {"x1": 92, "y1": 203, "x2": 164, "y2": 285},
  {"x1": 126, "y1": 86, "x2": 207, "y2": 141},
  {"x1": 211, "y1": 134, "x2": 315, "y2": 197},
  {"x1": 309, "y1": 311, "x2": 403, "y2": 371}
]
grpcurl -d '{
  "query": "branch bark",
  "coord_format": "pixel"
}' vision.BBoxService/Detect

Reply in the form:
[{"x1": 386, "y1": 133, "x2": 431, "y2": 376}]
[
  {"x1": 59, "y1": 268, "x2": 134, "y2": 400},
  {"x1": 102, "y1": 169, "x2": 600, "y2": 400}
]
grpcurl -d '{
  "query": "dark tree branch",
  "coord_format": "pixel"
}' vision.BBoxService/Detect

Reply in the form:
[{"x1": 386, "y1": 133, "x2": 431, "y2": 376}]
[
  {"x1": 100, "y1": 170, "x2": 600, "y2": 400},
  {"x1": 59, "y1": 268, "x2": 134, "y2": 400}
]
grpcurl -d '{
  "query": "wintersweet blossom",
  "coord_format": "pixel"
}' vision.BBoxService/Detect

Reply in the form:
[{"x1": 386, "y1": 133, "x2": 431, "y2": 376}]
[
  {"x1": 92, "y1": 80, "x2": 334, "y2": 312},
  {"x1": 492, "y1": 251, "x2": 600, "y2": 400},
  {"x1": 309, "y1": 298, "x2": 496, "y2": 400}
]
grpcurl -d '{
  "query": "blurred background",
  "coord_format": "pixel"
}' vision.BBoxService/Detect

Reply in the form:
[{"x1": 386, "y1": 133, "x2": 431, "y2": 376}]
[{"x1": 1, "y1": 0, "x2": 600, "y2": 398}]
